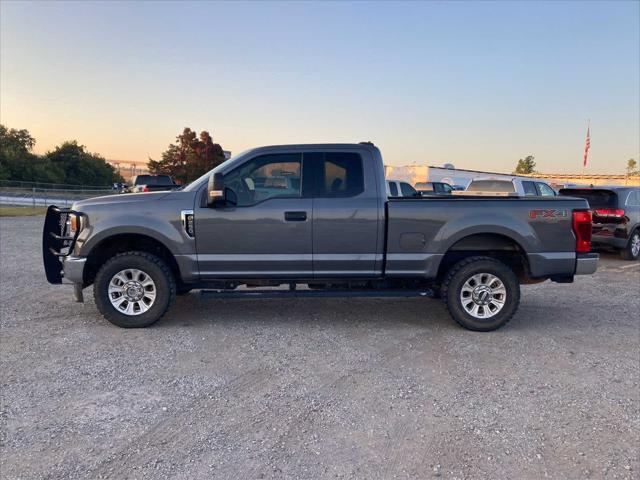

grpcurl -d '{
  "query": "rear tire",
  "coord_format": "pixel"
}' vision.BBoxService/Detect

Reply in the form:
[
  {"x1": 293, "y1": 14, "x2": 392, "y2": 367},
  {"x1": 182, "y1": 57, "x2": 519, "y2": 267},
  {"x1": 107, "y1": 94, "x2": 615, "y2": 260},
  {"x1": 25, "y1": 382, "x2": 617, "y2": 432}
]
[
  {"x1": 442, "y1": 256, "x2": 520, "y2": 332},
  {"x1": 620, "y1": 230, "x2": 640, "y2": 261},
  {"x1": 93, "y1": 251, "x2": 176, "y2": 328}
]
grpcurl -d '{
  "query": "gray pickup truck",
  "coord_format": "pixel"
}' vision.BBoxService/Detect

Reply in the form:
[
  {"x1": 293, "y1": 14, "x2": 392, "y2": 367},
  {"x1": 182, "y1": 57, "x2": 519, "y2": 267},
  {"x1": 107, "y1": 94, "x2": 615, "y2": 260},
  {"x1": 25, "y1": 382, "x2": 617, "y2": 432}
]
[{"x1": 43, "y1": 143, "x2": 598, "y2": 331}]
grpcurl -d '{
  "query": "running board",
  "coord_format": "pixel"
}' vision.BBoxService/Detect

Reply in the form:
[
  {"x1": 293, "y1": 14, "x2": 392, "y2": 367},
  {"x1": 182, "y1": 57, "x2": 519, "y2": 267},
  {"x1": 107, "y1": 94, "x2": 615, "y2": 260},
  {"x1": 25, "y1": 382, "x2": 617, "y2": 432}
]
[{"x1": 200, "y1": 288, "x2": 435, "y2": 299}]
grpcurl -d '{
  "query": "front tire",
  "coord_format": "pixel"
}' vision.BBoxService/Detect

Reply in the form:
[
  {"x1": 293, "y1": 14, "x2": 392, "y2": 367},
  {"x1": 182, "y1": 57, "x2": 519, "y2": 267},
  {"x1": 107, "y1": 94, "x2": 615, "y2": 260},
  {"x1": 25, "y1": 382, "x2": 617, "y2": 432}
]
[
  {"x1": 442, "y1": 256, "x2": 520, "y2": 332},
  {"x1": 93, "y1": 252, "x2": 176, "y2": 328},
  {"x1": 620, "y1": 230, "x2": 640, "y2": 261}
]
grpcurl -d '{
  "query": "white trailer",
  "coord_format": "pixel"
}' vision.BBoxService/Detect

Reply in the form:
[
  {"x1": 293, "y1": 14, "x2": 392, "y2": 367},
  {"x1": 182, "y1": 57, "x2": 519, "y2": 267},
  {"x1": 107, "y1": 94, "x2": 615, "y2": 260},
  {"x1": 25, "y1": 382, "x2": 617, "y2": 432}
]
[{"x1": 384, "y1": 165, "x2": 519, "y2": 189}]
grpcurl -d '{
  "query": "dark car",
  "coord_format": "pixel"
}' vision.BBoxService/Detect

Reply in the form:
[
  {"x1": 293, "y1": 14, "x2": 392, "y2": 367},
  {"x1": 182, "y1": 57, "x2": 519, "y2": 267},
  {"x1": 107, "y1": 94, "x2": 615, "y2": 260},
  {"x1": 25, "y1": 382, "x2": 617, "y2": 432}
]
[
  {"x1": 559, "y1": 186, "x2": 640, "y2": 260},
  {"x1": 128, "y1": 174, "x2": 177, "y2": 193}
]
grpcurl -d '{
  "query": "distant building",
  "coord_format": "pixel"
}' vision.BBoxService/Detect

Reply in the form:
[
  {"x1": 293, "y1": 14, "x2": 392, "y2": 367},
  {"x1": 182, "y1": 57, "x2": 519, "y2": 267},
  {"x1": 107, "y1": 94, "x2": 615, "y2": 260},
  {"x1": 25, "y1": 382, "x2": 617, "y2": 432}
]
[
  {"x1": 107, "y1": 160, "x2": 149, "y2": 182},
  {"x1": 385, "y1": 164, "x2": 640, "y2": 188}
]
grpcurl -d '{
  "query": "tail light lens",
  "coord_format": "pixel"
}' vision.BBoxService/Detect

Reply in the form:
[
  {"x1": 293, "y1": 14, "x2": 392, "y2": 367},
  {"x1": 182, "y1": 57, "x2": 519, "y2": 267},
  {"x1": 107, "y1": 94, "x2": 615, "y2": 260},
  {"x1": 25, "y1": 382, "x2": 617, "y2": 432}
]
[
  {"x1": 572, "y1": 210, "x2": 592, "y2": 253},
  {"x1": 594, "y1": 208, "x2": 625, "y2": 218}
]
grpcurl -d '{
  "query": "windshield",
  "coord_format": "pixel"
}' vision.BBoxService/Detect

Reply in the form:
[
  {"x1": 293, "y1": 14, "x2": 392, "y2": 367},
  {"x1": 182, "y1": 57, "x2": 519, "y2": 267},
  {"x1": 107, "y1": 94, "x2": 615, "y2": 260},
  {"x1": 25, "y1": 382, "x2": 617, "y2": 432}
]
[{"x1": 467, "y1": 180, "x2": 515, "y2": 193}]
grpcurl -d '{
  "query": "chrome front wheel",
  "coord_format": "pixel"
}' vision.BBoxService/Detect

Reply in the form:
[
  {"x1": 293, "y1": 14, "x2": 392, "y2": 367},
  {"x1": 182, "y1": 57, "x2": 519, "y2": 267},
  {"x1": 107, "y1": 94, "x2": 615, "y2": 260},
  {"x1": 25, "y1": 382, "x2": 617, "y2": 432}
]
[{"x1": 108, "y1": 268, "x2": 157, "y2": 316}]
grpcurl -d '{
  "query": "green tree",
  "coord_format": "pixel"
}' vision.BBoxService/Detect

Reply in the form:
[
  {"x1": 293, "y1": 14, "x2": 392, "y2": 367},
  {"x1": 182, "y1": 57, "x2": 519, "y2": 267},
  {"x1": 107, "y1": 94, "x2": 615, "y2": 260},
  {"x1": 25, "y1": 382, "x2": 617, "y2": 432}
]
[
  {"x1": 513, "y1": 155, "x2": 537, "y2": 175},
  {"x1": 0, "y1": 124, "x2": 64, "y2": 183},
  {"x1": 627, "y1": 158, "x2": 638, "y2": 175},
  {"x1": 148, "y1": 128, "x2": 226, "y2": 184},
  {"x1": 45, "y1": 141, "x2": 124, "y2": 185}
]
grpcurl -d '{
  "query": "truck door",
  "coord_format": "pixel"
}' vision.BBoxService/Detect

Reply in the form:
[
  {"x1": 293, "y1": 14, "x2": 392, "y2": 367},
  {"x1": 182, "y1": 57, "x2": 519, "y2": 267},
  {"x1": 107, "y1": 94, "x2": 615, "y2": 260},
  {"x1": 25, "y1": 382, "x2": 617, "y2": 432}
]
[
  {"x1": 194, "y1": 152, "x2": 313, "y2": 278},
  {"x1": 309, "y1": 151, "x2": 382, "y2": 277}
]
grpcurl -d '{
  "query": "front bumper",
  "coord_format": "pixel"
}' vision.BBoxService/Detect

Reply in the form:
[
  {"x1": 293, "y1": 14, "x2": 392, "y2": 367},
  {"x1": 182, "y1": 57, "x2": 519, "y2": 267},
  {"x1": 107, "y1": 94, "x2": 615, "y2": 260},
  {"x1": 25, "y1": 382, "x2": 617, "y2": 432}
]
[
  {"x1": 575, "y1": 252, "x2": 599, "y2": 275},
  {"x1": 42, "y1": 205, "x2": 84, "y2": 284},
  {"x1": 62, "y1": 256, "x2": 87, "y2": 284}
]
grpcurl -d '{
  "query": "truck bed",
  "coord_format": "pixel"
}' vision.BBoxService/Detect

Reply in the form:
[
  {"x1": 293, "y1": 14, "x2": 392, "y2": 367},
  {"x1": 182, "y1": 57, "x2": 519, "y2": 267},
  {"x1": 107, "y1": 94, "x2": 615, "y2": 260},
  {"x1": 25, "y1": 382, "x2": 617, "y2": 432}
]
[{"x1": 385, "y1": 196, "x2": 590, "y2": 279}]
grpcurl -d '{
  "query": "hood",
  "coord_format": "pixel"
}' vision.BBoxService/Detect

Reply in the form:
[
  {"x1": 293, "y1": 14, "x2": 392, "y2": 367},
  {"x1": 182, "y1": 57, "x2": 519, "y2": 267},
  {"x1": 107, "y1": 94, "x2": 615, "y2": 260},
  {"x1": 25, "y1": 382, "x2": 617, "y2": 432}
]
[{"x1": 72, "y1": 191, "x2": 171, "y2": 210}]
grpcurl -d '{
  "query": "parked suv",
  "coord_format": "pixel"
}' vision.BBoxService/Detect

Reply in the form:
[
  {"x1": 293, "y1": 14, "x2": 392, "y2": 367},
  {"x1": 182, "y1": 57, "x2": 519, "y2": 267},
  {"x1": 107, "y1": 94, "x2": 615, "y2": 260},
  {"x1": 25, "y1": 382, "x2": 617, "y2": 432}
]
[{"x1": 559, "y1": 187, "x2": 640, "y2": 260}]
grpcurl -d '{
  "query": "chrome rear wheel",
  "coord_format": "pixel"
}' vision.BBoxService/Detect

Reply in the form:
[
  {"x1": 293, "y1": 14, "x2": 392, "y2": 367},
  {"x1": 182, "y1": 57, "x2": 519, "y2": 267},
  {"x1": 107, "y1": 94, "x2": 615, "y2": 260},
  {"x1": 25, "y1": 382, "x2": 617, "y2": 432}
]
[
  {"x1": 442, "y1": 256, "x2": 520, "y2": 332},
  {"x1": 459, "y1": 273, "x2": 507, "y2": 319}
]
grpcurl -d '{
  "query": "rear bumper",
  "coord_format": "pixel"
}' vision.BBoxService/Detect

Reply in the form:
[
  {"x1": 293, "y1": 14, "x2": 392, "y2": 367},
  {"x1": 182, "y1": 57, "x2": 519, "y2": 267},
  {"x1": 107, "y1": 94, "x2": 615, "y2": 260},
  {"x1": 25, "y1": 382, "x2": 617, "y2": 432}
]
[
  {"x1": 575, "y1": 252, "x2": 599, "y2": 275},
  {"x1": 591, "y1": 234, "x2": 628, "y2": 249}
]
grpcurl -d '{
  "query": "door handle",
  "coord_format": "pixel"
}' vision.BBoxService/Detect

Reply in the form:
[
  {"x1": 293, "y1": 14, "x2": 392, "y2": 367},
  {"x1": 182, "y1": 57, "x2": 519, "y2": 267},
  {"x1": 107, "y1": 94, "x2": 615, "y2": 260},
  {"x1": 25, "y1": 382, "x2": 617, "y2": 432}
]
[{"x1": 284, "y1": 211, "x2": 307, "y2": 222}]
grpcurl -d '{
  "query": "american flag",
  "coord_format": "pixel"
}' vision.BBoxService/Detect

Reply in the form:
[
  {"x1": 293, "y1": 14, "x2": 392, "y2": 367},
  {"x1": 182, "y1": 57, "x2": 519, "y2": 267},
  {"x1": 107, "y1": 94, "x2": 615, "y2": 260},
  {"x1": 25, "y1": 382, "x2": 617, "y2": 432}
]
[{"x1": 583, "y1": 124, "x2": 590, "y2": 168}]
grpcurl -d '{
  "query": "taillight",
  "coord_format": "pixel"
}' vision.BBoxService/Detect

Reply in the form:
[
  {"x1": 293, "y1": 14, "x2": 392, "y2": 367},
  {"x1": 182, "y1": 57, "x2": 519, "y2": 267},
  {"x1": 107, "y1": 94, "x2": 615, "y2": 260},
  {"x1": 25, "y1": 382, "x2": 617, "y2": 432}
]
[
  {"x1": 572, "y1": 210, "x2": 592, "y2": 253},
  {"x1": 142, "y1": 185, "x2": 149, "y2": 192},
  {"x1": 594, "y1": 208, "x2": 625, "y2": 218}
]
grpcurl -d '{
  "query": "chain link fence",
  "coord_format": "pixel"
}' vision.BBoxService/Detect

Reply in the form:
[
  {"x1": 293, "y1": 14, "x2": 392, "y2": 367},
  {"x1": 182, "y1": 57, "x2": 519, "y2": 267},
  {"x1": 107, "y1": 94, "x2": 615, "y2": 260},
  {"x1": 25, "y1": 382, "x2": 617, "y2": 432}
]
[{"x1": 0, "y1": 180, "x2": 118, "y2": 208}]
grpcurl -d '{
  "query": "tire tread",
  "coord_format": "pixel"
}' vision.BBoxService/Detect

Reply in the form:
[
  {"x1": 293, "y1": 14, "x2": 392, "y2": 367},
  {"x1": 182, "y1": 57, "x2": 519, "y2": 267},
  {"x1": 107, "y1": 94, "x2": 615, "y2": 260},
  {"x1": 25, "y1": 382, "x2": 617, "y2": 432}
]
[
  {"x1": 441, "y1": 255, "x2": 520, "y2": 331},
  {"x1": 93, "y1": 251, "x2": 176, "y2": 328}
]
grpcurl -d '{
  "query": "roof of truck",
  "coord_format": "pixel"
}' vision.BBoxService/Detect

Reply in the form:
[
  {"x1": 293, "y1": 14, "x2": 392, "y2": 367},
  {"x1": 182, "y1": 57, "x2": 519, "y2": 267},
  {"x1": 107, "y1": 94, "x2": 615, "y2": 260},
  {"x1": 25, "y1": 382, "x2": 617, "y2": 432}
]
[{"x1": 249, "y1": 142, "x2": 378, "y2": 150}]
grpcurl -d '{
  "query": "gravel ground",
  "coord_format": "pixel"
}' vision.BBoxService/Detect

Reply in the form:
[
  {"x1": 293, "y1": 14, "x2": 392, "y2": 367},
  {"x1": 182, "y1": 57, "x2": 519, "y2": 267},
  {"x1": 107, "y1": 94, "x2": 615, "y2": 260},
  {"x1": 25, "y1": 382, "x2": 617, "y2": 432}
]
[{"x1": 1, "y1": 215, "x2": 639, "y2": 479}]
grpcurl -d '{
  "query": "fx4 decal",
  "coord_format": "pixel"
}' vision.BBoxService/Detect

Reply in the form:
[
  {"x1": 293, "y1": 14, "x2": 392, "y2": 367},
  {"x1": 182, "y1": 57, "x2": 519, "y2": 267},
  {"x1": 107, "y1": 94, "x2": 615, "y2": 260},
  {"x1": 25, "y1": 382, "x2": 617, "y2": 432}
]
[{"x1": 529, "y1": 209, "x2": 568, "y2": 220}]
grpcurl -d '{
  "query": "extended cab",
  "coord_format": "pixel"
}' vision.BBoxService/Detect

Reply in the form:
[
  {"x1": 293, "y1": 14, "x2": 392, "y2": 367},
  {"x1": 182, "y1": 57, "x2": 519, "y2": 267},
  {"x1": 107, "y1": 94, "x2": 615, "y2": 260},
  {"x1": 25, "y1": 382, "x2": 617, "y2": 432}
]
[{"x1": 43, "y1": 143, "x2": 598, "y2": 331}]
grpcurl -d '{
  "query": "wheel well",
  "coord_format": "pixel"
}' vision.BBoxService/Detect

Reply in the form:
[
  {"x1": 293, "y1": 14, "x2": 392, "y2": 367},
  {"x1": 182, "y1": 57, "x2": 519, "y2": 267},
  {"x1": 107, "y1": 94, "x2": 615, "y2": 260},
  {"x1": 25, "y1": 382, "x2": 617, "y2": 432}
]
[
  {"x1": 437, "y1": 233, "x2": 532, "y2": 283},
  {"x1": 83, "y1": 234, "x2": 181, "y2": 286}
]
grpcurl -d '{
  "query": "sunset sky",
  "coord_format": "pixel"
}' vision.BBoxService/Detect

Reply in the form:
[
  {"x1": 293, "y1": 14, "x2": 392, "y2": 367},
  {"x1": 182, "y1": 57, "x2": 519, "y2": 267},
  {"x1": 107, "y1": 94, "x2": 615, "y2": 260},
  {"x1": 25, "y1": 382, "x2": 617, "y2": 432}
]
[{"x1": 1, "y1": 1, "x2": 638, "y2": 174}]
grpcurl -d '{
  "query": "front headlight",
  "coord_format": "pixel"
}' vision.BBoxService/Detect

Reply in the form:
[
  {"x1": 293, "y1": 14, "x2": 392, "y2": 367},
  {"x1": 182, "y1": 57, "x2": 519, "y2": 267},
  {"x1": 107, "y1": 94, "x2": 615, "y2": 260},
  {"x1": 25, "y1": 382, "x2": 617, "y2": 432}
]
[{"x1": 67, "y1": 213, "x2": 85, "y2": 235}]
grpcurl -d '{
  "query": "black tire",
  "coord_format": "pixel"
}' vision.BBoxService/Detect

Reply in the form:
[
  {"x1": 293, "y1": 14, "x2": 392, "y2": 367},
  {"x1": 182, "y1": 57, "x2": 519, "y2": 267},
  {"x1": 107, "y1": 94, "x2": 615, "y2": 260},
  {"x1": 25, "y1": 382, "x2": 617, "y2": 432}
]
[
  {"x1": 442, "y1": 256, "x2": 520, "y2": 332},
  {"x1": 93, "y1": 251, "x2": 176, "y2": 328},
  {"x1": 620, "y1": 230, "x2": 640, "y2": 261}
]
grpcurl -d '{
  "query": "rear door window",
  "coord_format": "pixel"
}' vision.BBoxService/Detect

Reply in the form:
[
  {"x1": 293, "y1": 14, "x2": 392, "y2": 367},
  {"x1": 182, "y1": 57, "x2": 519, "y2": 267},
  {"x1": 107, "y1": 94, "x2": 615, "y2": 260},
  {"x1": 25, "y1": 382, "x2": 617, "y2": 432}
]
[
  {"x1": 626, "y1": 190, "x2": 640, "y2": 206},
  {"x1": 388, "y1": 182, "x2": 398, "y2": 196},
  {"x1": 522, "y1": 181, "x2": 537, "y2": 196},
  {"x1": 317, "y1": 152, "x2": 364, "y2": 197},
  {"x1": 536, "y1": 182, "x2": 556, "y2": 196}
]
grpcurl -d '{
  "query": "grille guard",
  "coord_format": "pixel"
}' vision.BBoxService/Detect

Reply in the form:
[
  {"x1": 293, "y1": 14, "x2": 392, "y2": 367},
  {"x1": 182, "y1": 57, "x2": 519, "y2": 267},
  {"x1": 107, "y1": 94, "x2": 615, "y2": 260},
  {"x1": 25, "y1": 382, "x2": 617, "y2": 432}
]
[{"x1": 42, "y1": 205, "x2": 83, "y2": 284}]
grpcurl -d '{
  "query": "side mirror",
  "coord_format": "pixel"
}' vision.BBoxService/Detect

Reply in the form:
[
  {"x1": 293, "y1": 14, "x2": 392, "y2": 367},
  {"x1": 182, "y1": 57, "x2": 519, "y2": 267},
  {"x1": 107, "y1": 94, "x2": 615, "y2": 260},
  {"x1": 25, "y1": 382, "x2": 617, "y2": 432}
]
[{"x1": 207, "y1": 172, "x2": 225, "y2": 207}]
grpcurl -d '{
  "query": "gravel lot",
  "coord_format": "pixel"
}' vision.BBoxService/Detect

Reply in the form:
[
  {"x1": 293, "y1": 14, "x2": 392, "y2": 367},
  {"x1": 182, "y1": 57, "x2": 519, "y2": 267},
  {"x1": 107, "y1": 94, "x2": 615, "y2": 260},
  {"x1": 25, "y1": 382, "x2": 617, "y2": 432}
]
[{"x1": 1, "y1": 215, "x2": 639, "y2": 479}]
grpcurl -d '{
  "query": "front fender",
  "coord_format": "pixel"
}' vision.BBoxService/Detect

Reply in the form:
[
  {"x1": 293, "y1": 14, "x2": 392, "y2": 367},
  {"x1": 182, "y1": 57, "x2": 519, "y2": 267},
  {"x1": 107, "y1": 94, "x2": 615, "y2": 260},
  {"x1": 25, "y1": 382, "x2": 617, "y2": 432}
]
[{"x1": 77, "y1": 212, "x2": 195, "y2": 257}]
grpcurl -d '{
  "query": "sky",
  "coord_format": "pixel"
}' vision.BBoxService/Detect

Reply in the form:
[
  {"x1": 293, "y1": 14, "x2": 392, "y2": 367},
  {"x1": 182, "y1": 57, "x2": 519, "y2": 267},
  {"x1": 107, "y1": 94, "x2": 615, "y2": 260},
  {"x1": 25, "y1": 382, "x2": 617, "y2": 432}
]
[{"x1": 1, "y1": 1, "x2": 638, "y2": 174}]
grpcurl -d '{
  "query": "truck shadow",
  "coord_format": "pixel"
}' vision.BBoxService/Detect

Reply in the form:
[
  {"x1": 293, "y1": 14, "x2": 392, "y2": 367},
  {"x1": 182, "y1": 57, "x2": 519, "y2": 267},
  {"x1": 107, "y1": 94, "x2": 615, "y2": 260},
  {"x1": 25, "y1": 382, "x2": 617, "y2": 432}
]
[{"x1": 162, "y1": 295, "x2": 452, "y2": 331}]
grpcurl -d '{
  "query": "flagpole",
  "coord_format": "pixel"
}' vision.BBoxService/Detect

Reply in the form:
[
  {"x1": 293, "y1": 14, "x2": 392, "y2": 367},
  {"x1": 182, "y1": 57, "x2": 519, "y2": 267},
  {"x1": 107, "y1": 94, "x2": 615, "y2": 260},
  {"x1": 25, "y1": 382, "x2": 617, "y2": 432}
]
[{"x1": 582, "y1": 119, "x2": 590, "y2": 178}]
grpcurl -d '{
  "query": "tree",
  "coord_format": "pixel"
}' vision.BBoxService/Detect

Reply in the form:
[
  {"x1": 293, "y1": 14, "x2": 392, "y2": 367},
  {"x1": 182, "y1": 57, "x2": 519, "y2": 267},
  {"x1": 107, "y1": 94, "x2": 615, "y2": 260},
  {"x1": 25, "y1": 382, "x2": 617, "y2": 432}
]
[
  {"x1": 45, "y1": 141, "x2": 124, "y2": 185},
  {"x1": 513, "y1": 155, "x2": 537, "y2": 175},
  {"x1": 0, "y1": 124, "x2": 64, "y2": 183},
  {"x1": 1, "y1": 124, "x2": 124, "y2": 185},
  {"x1": 148, "y1": 128, "x2": 226, "y2": 184},
  {"x1": 627, "y1": 158, "x2": 638, "y2": 175}
]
